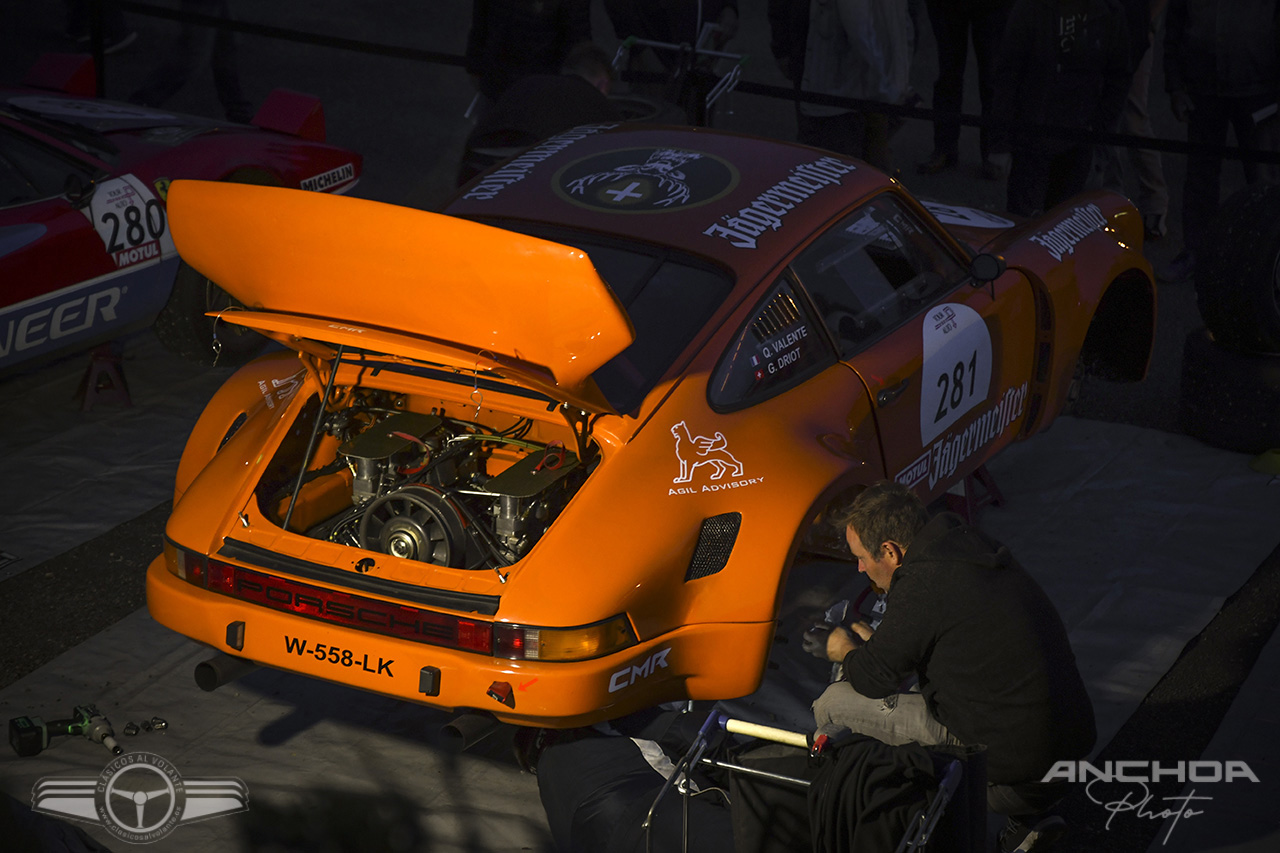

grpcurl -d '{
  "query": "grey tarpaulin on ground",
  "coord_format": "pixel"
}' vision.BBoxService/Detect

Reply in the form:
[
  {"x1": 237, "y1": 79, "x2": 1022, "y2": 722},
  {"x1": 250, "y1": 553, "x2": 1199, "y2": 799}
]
[{"x1": 3, "y1": 328, "x2": 1279, "y2": 850}]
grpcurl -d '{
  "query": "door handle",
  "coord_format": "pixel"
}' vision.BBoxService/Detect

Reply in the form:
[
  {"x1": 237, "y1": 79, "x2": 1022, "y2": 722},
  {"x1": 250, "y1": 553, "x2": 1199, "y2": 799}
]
[{"x1": 876, "y1": 378, "x2": 910, "y2": 407}]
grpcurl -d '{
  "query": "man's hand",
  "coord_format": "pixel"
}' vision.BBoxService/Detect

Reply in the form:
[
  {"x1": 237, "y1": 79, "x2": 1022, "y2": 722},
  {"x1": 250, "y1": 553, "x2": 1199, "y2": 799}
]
[
  {"x1": 849, "y1": 620, "x2": 875, "y2": 642},
  {"x1": 825, "y1": 627, "x2": 860, "y2": 662},
  {"x1": 715, "y1": 7, "x2": 740, "y2": 47}
]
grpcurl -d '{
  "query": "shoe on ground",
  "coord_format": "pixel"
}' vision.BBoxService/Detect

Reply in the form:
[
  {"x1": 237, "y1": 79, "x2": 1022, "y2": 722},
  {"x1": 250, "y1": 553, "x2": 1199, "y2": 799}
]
[
  {"x1": 997, "y1": 814, "x2": 1066, "y2": 852},
  {"x1": 1143, "y1": 211, "x2": 1168, "y2": 240},
  {"x1": 916, "y1": 150, "x2": 958, "y2": 175},
  {"x1": 1158, "y1": 249, "x2": 1196, "y2": 283}
]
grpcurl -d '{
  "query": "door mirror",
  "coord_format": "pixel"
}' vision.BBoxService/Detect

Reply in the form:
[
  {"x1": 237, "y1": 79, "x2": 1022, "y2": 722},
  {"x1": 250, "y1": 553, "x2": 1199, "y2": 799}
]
[
  {"x1": 969, "y1": 252, "x2": 1006, "y2": 283},
  {"x1": 64, "y1": 173, "x2": 95, "y2": 209}
]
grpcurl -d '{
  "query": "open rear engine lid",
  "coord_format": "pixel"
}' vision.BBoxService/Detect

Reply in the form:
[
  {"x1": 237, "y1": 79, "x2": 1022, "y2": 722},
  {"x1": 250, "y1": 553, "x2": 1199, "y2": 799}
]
[{"x1": 166, "y1": 180, "x2": 636, "y2": 413}]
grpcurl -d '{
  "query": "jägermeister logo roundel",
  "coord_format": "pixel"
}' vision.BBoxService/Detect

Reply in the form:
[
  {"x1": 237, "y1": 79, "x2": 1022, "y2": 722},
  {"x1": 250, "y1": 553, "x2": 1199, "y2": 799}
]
[{"x1": 554, "y1": 147, "x2": 738, "y2": 213}]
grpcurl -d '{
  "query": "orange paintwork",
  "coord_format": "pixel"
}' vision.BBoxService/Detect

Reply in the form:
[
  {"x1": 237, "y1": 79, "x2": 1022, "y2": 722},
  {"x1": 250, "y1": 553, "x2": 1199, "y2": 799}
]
[
  {"x1": 148, "y1": 127, "x2": 1155, "y2": 729},
  {"x1": 166, "y1": 180, "x2": 635, "y2": 389},
  {"x1": 147, "y1": 554, "x2": 774, "y2": 727}
]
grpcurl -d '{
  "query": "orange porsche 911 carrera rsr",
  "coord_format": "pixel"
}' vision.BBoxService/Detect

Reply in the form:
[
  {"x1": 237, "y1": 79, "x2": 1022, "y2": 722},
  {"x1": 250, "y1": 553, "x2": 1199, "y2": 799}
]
[{"x1": 147, "y1": 125, "x2": 1154, "y2": 727}]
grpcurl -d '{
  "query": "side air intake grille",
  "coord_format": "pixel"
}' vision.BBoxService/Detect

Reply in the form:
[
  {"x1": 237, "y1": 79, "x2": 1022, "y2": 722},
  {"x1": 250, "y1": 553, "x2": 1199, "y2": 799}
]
[{"x1": 685, "y1": 512, "x2": 741, "y2": 581}]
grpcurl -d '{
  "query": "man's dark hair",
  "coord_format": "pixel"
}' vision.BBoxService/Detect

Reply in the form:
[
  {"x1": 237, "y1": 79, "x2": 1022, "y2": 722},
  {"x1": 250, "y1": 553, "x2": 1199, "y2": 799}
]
[{"x1": 829, "y1": 480, "x2": 929, "y2": 554}]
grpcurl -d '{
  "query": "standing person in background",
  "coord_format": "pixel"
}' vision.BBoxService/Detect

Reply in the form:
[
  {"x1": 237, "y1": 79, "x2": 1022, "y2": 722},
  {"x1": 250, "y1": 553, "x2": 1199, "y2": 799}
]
[
  {"x1": 1160, "y1": 0, "x2": 1280, "y2": 283},
  {"x1": 767, "y1": 0, "x2": 912, "y2": 173},
  {"x1": 64, "y1": 0, "x2": 136, "y2": 54},
  {"x1": 916, "y1": 0, "x2": 1015, "y2": 179},
  {"x1": 1100, "y1": 0, "x2": 1169, "y2": 241},
  {"x1": 466, "y1": 0, "x2": 592, "y2": 111},
  {"x1": 988, "y1": 0, "x2": 1131, "y2": 216},
  {"x1": 603, "y1": 0, "x2": 739, "y2": 118},
  {"x1": 603, "y1": 0, "x2": 740, "y2": 56},
  {"x1": 457, "y1": 42, "x2": 622, "y2": 186},
  {"x1": 128, "y1": 0, "x2": 252, "y2": 124}
]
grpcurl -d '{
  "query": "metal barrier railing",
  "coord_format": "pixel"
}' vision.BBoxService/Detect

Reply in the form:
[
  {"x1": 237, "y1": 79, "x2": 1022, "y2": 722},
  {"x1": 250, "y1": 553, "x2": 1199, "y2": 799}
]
[{"x1": 81, "y1": 0, "x2": 1280, "y2": 167}]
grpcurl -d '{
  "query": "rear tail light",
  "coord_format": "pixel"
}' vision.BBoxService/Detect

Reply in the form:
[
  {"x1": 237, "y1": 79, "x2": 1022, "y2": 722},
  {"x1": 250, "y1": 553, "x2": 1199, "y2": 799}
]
[
  {"x1": 164, "y1": 540, "x2": 636, "y2": 661},
  {"x1": 493, "y1": 616, "x2": 637, "y2": 662}
]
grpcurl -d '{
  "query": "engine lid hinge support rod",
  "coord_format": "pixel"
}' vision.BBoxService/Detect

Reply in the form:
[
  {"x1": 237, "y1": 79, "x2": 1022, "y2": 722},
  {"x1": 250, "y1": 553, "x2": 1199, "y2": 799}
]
[{"x1": 283, "y1": 345, "x2": 345, "y2": 533}]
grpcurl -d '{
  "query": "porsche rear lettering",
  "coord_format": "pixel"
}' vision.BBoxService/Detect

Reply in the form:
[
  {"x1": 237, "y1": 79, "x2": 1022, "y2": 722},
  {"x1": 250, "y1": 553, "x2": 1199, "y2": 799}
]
[
  {"x1": 300, "y1": 162, "x2": 356, "y2": 192},
  {"x1": 608, "y1": 647, "x2": 671, "y2": 693},
  {"x1": 1029, "y1": 203, "x2": 1108, "y2": 261},
  {"x1": 0, "y1": 288, "x2": 121, "y2": 357},
  {"x1": 234, "y1": 576, "x2": 450, "y2": 640},
  {"x1": 704, "y1": 157, "x2": 858, "y2": 249}
]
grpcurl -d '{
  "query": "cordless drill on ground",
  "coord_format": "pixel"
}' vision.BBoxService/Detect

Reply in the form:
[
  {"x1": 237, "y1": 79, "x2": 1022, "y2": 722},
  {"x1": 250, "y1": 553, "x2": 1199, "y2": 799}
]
[{"x1": 8, "y1": 704, "x2": 123, "y2": 757}]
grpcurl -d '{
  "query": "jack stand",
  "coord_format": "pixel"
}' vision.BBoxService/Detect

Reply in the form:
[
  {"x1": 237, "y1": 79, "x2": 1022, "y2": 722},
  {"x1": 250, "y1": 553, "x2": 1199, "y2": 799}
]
[
  {"x1": 944, "y1": 464, "x2": 1004, "y2": 524},
  {"x1": 76, "y1": 341, "x2": 132, "y2": 412}
]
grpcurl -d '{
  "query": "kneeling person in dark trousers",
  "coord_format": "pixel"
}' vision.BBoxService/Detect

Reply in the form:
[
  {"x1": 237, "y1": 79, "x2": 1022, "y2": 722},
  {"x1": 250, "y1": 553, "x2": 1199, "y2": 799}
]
[{"x1": 814, "y1": 481, "x2": 1096, "y2": 852}]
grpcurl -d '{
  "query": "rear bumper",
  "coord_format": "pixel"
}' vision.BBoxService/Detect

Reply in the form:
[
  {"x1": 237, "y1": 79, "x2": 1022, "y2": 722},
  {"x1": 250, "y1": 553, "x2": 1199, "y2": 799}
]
[{"x1": 145, "y1": 554, "x2": 772, "y2": 727}]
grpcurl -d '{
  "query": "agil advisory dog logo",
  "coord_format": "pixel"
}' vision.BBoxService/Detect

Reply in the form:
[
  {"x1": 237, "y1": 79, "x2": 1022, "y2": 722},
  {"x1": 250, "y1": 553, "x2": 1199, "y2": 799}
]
[{"x1": 31, "y1": 751, "x2": 248, "y2": 843}]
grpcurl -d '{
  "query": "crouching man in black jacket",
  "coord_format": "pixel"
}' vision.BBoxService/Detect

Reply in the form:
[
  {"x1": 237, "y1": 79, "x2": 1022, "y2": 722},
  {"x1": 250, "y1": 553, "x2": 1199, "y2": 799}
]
[{"x1": 815, "y1": 480, "x2": 1096, "y2": 852}]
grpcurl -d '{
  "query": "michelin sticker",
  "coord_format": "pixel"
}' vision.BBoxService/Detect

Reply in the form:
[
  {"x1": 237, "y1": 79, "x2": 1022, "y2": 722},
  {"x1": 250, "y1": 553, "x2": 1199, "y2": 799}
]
[
  {"x1": 83, "y1": 175, "x2": 176, "y2": 269},
  {"x1": 921, "y1": 201, "x2": 1015, "y2": 229},
  {"x1": 920, "y1": 303, "x2": 992, "y2": 445},
  {"x1": 300, "y1": 162, "x2": 356, "y2": 192},
  {"x1": 669, "y1": 421, "x2": 764, "y2": 495}
]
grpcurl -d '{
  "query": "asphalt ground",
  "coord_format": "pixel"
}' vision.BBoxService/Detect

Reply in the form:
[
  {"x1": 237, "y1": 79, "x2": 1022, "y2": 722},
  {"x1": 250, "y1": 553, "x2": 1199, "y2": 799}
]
[{"x1": 2, "y1": 2, "x2": 1278, "y2": 851}]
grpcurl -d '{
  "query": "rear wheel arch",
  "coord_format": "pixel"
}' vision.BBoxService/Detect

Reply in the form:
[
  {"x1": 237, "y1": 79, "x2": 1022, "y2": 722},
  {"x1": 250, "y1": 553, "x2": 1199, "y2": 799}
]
[
  {"x1": 173, "y1": 351, "x2": 304, "y2": 501},
  {"x1": 154, "y1": 167, "x2": 285, "y2": 366},
  {"x1": 1077, "y1": 268, "x2": 1156, "y2": 382}
]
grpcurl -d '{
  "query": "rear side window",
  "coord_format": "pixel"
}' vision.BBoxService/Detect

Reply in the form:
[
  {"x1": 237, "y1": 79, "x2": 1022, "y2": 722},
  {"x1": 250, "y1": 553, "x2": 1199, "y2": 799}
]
[
  {"x1": 792, "y1": 193, "x2": 966, "y2": 357},
  {"x1": 0, "y1": 124, "x2": 93, "y2": 205},
  {"x1": 490, "y1": 224, "x2": 734, "y2": 414},
  {"x1": 709, "y1": 276, "x2": 835, "y2": 411}
]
